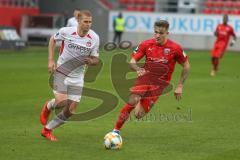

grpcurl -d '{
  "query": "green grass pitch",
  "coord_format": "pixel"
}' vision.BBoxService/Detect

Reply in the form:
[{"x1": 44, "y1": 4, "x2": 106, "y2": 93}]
[{"x1": 0, "y1": 47, "x2": 240, "y2": 160}]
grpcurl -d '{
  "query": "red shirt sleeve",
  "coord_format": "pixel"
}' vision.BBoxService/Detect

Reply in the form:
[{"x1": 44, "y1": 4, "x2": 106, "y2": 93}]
[
  {"x1": 131, "y1": 42, "x2": 146, "y2": 61},
  {"x1": 175, "y1": 45, "x2": 188, "y2": 64}
]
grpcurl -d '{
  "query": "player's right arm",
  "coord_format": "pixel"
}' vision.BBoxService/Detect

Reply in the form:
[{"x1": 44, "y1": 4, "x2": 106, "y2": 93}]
[
  {"x1": 130, "y1": 43, "x2": 146, "y2": 77},
  {"x1": 48, "y1": 28, "x2": 66, "y2": 73},
  {"x1": 130, "y1": 58, "x2": 146, "y2": 76},
  {"x1": 48, "y1": 36, "x2": 56, "y2": 74}
]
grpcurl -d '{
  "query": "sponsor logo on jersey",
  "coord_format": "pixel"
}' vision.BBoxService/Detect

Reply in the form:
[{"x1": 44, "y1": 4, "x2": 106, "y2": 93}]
[
  {"x1": 86, "y1": 41, "x2": 92, "y2": 47},
  {"x1": 164, "y1": 48, "x2": 170, "y2": 55},
  {"x1": 68, "y1": 43, "x2": 91, "y2": 53},
  {"x1": 148, "y1": 57, "x2": 168, "y2": 63}
]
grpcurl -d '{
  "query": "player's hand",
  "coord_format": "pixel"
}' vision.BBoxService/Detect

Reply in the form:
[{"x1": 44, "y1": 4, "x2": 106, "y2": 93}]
[
  {"x1": 174, "y1": 85, "x2": 183, "y2": 101},
  {"x1": 48, "y1": 59, "x2": 56, "y2": 74},
  {"x1": 230, "y1": 40, "x2": 236, "y2": 47},
  {"x1": 83, "y1": 57, "x2": 93, "y2": 65},
  {"x1": 136, "y1": 68, "x2": 146, "y2": 77}
]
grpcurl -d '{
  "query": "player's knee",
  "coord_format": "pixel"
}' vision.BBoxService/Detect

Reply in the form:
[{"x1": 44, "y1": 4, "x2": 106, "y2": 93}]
[
  {"x1": 134, "y1": 107, "x2": 146, "y2": 119},
  {"x1": 134, "y1": 113, "x2": 141, "y2": 119},
  {"x1": 69, "y1": 102, "x2": 78, "y2": 114},
  {"x1": 55, "y1": 99, "x2": 67, "y2": 109},
  {"x1": 128, "y1": 95, "x2": 140, "y2": 106},
  {"x1": 68, "y1": 106, "x2": 76, "y2": 113},
  {"x1": 134, "y1": 111, "x2": 144, "y2": 119}
]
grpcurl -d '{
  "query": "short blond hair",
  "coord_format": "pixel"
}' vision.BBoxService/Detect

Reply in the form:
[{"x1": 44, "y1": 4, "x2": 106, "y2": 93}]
[{"x1": 77, "y1": 10, "x2": 92, "y2": 20}]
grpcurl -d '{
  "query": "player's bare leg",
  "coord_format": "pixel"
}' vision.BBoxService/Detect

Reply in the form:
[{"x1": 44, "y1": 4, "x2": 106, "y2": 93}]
[
  {"x1": 134, "y1": 102, "x2": 147, "y2": 119},
  {"x1": 211, "y1": 57, "x2": 219, "y2": 76}
]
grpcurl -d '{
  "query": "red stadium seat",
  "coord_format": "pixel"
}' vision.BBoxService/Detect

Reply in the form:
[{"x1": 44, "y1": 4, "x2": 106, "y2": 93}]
[
  {"x1": 145, "y1": 5, "x2": 154, "y2": 12},
  {"x1": 120, "y1": 0, "x2": 154, "y2": 12},
  {"x1": 145, "y1": 0, "x2": 154, "y2": 5},
  {"x1": 235, "y1": 1, "x2": 240, "y2": 8},
  {"x1": 99, "y1": 0, "x2": 113, "y2": 9},
  {"x1": 212, "y1": 8, "x2": 222, "y2": 14},
  {"x1": 204, "y1": 0, "x2": 214, "y2": 8},
  {"x1": 119, "y1": 0, "x2": 129, "y2": 4},
  {"x1": 135, "y1": 0, "x2": 145, "y2": 5},
  {"x1": 0, "y1": 0, "x2": 9, "y2": 6},
  {"x1": 222, "y1": 9, "x2": 231, "y2": 14},
  {"x1": 224, "y1": 0, "x2": 233, "y2": 8},
  {"x1": 126, "y1": 5, "x2": 135, "y2": 11},
  {"x1": 135, "y1": 4, "x2": 144, "y2": 11},
  {"x1": 202, "y1": 8, "x2": 212, "y2": 14},
  {"x1": 214, "y1": 0, "x2": 224, "y2": 8},
  {"x1": 230, "y1": 9, "x2": 239, "y2": 15}
]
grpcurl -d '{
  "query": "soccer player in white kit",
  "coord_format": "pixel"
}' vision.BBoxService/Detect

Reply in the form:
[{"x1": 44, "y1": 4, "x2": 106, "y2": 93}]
[
  {"x1": 40, "y1": 10, "x2": 100, "y2": 141},
  {"x1": 66, "y1": 8, "x2": 81, "y2": 27}
]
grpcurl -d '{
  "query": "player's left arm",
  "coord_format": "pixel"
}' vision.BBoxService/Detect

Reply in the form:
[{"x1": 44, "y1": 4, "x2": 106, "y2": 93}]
[
  {"x1": 174, "y1": 47, "x2": 190, "y2": 101},
  {"x1": 230, "y1": 33, "x2": 237, "y2": 46},
  {"x1": 83, "y1": 56, "x2": 99, "y2": 66},
  {"x1": 174, "y1": 59, "x2": 190, "y2": 101}
]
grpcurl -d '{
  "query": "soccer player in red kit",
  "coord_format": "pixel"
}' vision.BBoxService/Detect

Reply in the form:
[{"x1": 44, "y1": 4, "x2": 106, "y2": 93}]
[
  {"x1": 211, "y1": 14, "x2": 236, "y2": 76},
  {"x1": 111, "y1": 20, "x2": 190, "y2": 135}
]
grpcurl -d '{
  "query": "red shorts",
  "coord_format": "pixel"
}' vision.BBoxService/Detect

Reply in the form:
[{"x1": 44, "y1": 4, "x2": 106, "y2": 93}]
[
  {"x1": 212, "y1": 42, "x2": 227, "y2": 58},
  {"x1": 130, "y1": 73, "x2": 169, "y2": 113},
  {"x1": 140, "y1": 96, "x2": 159, "y2": 113}
]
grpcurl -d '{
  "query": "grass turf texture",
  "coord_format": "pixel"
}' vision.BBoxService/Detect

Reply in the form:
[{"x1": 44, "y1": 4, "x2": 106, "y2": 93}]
[{"x1": 0, "y1": 47, "x2": 239, "y2": 160}]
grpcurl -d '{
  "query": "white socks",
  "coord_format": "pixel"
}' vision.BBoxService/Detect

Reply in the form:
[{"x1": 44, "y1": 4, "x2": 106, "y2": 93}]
[
  {"x1": 45, "y1": 111, "x2": 68, "y2": 130},
  {"x1": 47, "y1": 99, "x2": 55, "y2": 110}
]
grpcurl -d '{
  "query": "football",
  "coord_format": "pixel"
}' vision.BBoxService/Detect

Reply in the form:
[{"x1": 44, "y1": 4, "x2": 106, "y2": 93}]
[{"x1": 104, "y1": 132, "x2": 122, "y2": 149}]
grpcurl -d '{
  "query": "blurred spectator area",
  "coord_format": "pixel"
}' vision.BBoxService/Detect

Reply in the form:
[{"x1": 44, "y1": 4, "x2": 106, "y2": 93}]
[
  {"x1": 0, "y1": 0, "x2": 39, "y2": 33},
  {"x1": 21, "y1": 14, "x2": 64, "y2": 45},
  {"x1": 98, "y1": 0, "x2": 204, "y2": 13},
  {"x1": 0, "y1": 0, "x2": 38, "y2": 7},
  {"x1": 118, "y1": 0, "x2": 155, "y2": 12},
  {"x1": 99, "y1": 0, "x2": 155, "y2": 12},
  {"x1": 99, "y1": 0, "x2": 240, "y2": 14},
  {"x1": 202, "y1": 0, "x2": 240, "y2": 15}
]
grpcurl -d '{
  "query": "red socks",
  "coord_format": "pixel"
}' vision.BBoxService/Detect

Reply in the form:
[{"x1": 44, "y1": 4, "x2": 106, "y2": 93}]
[{"x1": 114, "y1": 104, "x2": 134, "y2": 131}]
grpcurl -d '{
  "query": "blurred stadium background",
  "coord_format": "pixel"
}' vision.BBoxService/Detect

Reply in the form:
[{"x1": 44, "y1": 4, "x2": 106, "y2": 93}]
[
  {"x1": 0, "y1": 0, "x2": 240, "y2": 160},
  {"x1": 0, "y1": 0, "x2": 240, "y2": 49}
]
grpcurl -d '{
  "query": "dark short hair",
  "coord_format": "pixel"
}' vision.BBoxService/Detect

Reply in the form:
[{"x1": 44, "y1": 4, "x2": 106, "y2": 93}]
[{"x1": 154, "y1": 20, "x2": 169, "y2": 30}]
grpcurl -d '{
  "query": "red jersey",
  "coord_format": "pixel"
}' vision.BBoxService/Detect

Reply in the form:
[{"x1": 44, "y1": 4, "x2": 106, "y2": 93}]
[
  {"x1": 212, "y1": 23, "x2": 235, "y2": 57},
  {"x1": 132, "y1": 38, "x2": 188, "y2": 82},
  {"x1": 215, "y1": 23, "x2": 235, "y2": 45}
]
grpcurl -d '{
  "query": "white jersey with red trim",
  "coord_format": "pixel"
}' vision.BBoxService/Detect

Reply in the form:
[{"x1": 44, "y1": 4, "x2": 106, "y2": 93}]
[{"x1": 53, "y1": 26, "x2": 99, "y2": 78}]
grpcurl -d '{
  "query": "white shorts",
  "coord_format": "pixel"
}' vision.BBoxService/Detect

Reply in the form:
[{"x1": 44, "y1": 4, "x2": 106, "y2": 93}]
[{"x1": 52, "y1": 71, "x2": 84, "y2": 102}]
